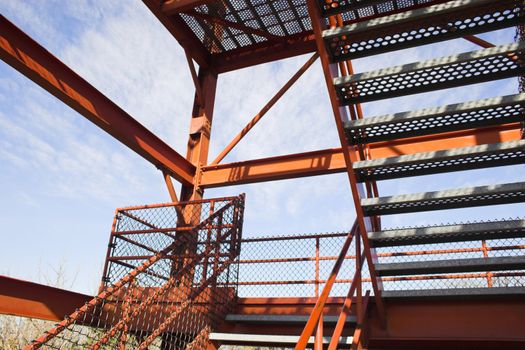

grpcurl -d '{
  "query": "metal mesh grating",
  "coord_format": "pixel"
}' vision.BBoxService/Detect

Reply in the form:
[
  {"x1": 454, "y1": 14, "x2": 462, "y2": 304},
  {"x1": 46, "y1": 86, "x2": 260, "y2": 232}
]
[
  {"x1": 324, "y1": 0, "x2": 525, "y2": 61},
  {"x1": 28, "y1": 195, "x2": 245, "y2": 350},
  {"x1": 335, "y1": 43, "x2": 525, "y2": 104},
  {"x1": 354, "y1": 142, "x2": 525, "y2": 182},
  {"x1": 345, "y1": 95, "x2": 525, "y2": 144},
  {"x1": 235, "y1": 231, "x2": 372, "y2": 298},
  {"x1": 171, "y1": 0, "x2": 449, "y2": 56},
  {"x1": 177, "y1": 0, "x2": 311, "y2": 54},
  {"x1": 361, "y1": 183, "x2": 525, "y2": 216}
]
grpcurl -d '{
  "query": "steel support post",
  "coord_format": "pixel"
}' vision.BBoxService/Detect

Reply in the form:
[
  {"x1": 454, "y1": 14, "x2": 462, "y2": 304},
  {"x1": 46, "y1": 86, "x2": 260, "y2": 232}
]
[
  {"x1": 181, "y1": 67, "x2": 218, "y2": 202},
  {"x1": 163, "y1": 68, "x2": 217, "y2": 350}
]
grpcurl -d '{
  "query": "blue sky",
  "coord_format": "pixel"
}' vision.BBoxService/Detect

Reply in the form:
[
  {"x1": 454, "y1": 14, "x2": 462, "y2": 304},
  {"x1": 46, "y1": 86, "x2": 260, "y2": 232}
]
[{"x1": 0, "y1": 1, "x2": 523, "y2": 295}]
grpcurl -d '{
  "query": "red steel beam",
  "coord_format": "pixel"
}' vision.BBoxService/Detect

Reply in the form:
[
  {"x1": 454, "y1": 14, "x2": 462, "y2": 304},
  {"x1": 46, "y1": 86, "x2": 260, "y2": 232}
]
[
  {"x1": 0, "y1": 16, "x2": 196, "y2": 185},
  {"x1": 0, "y1": 275, "x2": 92, "y2": 322},
  {"x1": 200, "y1": 125, "x2": 522, "y2": 188},
  {"x1": 162, "y1": 0, "x2": 215, "y2": 15},
  {"x1": 224, "y1": 297, "x2": 525, "y2": 348},
  {"x1": 212, "y1": 32, "x2": 317, "y2": 73},
  {"x1": 367, "y1": 298, "x2": 525, "y2": 349}
]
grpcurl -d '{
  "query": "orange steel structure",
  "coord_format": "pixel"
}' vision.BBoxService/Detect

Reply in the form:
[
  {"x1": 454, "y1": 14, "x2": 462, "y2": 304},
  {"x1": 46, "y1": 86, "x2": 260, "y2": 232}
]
[{"x1": 1, "y1": 0, "x2": 525, "y2": 349}]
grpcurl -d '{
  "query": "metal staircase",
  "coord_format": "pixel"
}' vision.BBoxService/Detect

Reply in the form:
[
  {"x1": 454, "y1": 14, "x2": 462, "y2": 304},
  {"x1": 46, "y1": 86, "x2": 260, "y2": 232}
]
[
  {"x1": 323, "y1": 0, "x2": 525, "y2": 61},
  {"x1": 299, "y1": 0, "x2": 525, "y2": 348}
]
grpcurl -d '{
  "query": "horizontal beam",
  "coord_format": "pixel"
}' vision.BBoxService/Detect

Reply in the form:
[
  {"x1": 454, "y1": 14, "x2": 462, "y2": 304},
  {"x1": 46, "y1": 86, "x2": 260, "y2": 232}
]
[
  {"x1": 0, "y1": 16, "x2": 195, "y2": 185},
  {"x1": 212, "y1": 32, "x2": 317, "y2": 73},
  {"x1": 162, "y1": 0, "x2": 213, "y2": 15},
  {"x1": 368, "y1": 297, "x2": 525, "y2": 348},
  {"x1": 200, "y1": 125, "x2": 522, "y2": 188},
  {"x1": 0, "y1": 275, "x2": 92, "y2": 321}
]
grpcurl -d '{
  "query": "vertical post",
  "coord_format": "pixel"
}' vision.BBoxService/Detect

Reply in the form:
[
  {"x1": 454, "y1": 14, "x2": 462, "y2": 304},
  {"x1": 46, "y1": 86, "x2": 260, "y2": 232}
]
[
  {"x1": 356, "y1": 231, "x2": 362, "y2": 321},
  {"x1": 315, "y1": 237, "x2": 324, "y2": 350},
  {"x1": 162, "y1": 68, "x2": 218, "y2": 350},
  {"x1": 100, "y1": 210, "x2": 120, "y2": 293},
  {"x1": 181, "y1": 67, "x2": 218, "y2": 202},
  {"x1": 178, "y1": 66, "x2": 218, "y2": 285},
  {"x1": 202, "y1": 201, "x2": 216, "y2": 281},
  {"x1": 481, "y1": 240, "x2": 493, "y2": 287}
]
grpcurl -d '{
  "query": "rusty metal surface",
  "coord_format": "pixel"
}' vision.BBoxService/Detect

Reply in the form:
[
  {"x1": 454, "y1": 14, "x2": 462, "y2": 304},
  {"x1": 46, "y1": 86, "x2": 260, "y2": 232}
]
[
  {"x1": 27, "y1": 195, "x2": 245, "y2": 350},
  {"x1": 0, "y1": 276, "x2": 92, "y2": 322},
  {"x1": 144, "y1": 0, "x2": 446, "y2": 72}
]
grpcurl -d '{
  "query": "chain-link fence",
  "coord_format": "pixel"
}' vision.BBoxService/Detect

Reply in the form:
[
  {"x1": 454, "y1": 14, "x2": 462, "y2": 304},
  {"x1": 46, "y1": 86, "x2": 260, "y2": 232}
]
[
  {"x1": 236, "y1": 231, "x2": 372, "y2": 298},
  {"x1": 27, "y1": 195, "x2": 245, "y2": 350},
  {"x1": 235, "y1": 221, "x2": 525, "y2": 297}
]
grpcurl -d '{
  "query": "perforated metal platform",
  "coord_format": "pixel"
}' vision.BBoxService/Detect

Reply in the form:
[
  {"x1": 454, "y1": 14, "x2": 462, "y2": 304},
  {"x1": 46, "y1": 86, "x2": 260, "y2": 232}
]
[
  {"x1": 375, "y1": 256, "x2": 525, "y2": 276},
  {"x1": 344, "y1": 94, "x2": 525, "y2": 145},
  {"x1": 171, "y1": 0, "x2": 450, "y2": 55},
  {"x1": 361, "y1": 181, "x2": 525, "y2": 216},
  {"x1": 334, "y1": 42, "x2": 525, "y2": 104},
  {"x1": 323, "y1": 0, "x2": 525, "y2": 61},
  {"x1": 178, "y1": 0, "x2": 312, "y2": 54},
  {"x1": 368, "y1": 219, "x2": 525, "y2": 247},
  {"x1": 353, "y1": 141, "x2": 525, "y2": 182}
]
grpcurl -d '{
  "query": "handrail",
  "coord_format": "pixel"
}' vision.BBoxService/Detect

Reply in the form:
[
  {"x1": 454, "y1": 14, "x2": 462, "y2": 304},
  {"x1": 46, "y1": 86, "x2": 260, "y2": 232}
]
[
  {"x1": 327, "y1": 250, "x2": 366, "y2": 350},
  {"x1": 294, "y1": 220, "x2": 358, "y2": 350}
]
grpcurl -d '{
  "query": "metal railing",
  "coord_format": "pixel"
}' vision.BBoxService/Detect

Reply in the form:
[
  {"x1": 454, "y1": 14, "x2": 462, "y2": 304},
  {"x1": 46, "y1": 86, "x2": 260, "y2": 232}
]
[
  {"x1": 234, "y1": 227, "x2": 525, "y2": 297},
  {"x1": 28, "y1": 195, "x2": 245, "y2": 350}
]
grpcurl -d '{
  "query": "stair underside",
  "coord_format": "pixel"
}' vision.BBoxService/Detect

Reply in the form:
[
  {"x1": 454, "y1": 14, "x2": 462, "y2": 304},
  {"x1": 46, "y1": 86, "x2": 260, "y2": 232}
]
[
  {"x1": 334, "y1": 43, "x2": 525, "y2": 104},
  {"x1": 344, "y1": 94, "x2": 525, "y2": 145},
  {"x1": 353, "y1": 140, "x2": 525, "y2": 182},
  {"x1": 369, "y1": 219, "x2": 525, "y2": 247},
  {"x1": 361, "y1": 181, "x2": 525, "y2": 216},
  {"x1": 375, "y1": 256, "x2": 525, "y2": 276},
  {"x1": 323, "y1": 0, "x2": 525, "y2": 61},
  {"x1": 209, "y1": 333, "x2": 353, "y2": 345},
  {"x1": 382, "y1": 286, "x2": 525, "y2": 299}
]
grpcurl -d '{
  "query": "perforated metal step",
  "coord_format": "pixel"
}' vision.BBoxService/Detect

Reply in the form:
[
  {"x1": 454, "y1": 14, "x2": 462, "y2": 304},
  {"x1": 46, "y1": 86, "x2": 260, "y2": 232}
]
[
  {"x1": 323, "y1": 0, "x2": 525, "y2": 61},
  {"x1": 382, "y1": 287, "x2": 525, "y2": 299},
  {"x1": 375, "y1": 256, "x2": 525, "y2": 276},
  {"x1": 334, "y1": 43, "x2": 525, "y2": 105},
  {"x1": 361, "y1": 182, "x2": 525, "y2": 216},
  {"x1": 319, "y1": 0, "x2": 442, "y2": 18},
  {"x1": 368, "y1": 219, "x2": 525, "y2": 247},
  {"x1": 209, "y1": 332, "x2": 353, "y2": 345},
  {"x1": 344, "y1": 94, "x2": 525, "y2": 145},
  {"x1": 225, "y1": 314, "x2": 356, "y2": 324},
  {"x1": 317, "y1": 0, "x2": 446, "y2": 22},
  {"x1": 353, "y1": 141, "x2": 525, "y2": 182}
]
